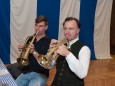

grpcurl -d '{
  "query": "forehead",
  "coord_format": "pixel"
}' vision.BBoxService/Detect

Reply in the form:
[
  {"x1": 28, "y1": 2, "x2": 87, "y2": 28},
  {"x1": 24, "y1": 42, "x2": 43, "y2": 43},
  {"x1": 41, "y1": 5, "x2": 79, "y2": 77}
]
[
  {"x1": 36, "y1": 21, "x2": 45, "y2": 25},
  {"x1": 64, "y1": 20, "x2": 78, "y2": 27}
]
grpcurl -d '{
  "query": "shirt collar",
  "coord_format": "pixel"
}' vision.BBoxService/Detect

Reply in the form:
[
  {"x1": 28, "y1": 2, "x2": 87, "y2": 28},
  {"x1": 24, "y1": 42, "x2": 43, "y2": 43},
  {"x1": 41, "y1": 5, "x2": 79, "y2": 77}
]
[{"x1": 68, "y1": 37, "x2": 79, "y2": 48}]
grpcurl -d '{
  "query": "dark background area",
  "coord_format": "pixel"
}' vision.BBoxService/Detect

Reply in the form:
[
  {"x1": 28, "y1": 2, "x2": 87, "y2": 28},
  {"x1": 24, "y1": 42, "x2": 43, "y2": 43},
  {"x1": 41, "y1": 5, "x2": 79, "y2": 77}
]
[{"x1": 110, "y1": 0, "x2": 115, "y2": 55}]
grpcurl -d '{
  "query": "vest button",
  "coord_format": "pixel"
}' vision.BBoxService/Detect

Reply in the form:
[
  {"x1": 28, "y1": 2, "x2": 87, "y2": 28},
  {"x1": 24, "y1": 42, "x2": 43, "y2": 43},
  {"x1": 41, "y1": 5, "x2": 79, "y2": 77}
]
[
  {"x1": 58, "y1": 77, "x2": 61, "y2": 80},
  {"x1": 59, "y1": 73, "x2": 62, "y2": 76}
]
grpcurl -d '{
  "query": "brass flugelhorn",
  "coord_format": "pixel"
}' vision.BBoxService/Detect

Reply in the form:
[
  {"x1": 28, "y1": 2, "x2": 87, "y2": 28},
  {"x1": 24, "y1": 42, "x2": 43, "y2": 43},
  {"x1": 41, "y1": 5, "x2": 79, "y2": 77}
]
[
  {"x1": 37, "y1": 35, "x2": 68, "y2": 69},
  {"x1": 17, "y1": 31, "x2": 38, "y2": 65}
]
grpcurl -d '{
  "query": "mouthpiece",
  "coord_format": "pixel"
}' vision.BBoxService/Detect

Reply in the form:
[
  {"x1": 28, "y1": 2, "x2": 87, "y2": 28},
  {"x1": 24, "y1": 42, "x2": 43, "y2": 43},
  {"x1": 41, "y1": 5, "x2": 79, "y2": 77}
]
[{"x1": 36, "y1": 31, "x2": 39, "y2": 35}]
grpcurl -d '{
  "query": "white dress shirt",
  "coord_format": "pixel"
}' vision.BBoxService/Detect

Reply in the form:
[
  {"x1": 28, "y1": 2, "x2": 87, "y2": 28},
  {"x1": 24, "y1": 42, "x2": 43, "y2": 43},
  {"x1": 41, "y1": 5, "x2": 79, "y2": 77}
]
[{"x1": 66, "y1": 38, "x2": 91, "y2": 79}]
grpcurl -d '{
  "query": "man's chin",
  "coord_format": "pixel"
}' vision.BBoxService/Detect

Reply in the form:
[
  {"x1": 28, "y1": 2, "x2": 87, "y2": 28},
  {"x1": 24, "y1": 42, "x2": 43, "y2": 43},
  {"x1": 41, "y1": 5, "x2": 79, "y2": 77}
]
[
  {"x1": 37, "y1": 33, "x2": 42, "y2": 35},
  {"x1": 67, "y1": 38, "x2": 72, "y2": 41}
]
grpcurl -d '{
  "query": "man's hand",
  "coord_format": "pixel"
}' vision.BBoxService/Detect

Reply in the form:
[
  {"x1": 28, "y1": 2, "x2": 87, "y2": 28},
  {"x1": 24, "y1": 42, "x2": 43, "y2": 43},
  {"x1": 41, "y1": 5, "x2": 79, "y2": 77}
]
[
  {"x1": 29, "y1": 43, "x2": 35, "y2": 53},
  {"x1": 49, "y1": 39, "x2": 58, "y2": 50},
  {"x1": 49, "y1": 39, "x2": 70, "y2": 57},
  {"x1": 18, "y1": 44, "x2": 24, "y2": 52},
  {"x1": 55, "y1": 44, "x2": 70, "y2": 57}
]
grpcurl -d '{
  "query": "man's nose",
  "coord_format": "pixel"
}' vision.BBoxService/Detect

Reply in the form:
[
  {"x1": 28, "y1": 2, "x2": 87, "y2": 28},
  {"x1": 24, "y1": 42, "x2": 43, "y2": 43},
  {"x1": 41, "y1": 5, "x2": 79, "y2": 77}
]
[{"x1": 65, "y1": 29, "x2": 69, "y2": 34}]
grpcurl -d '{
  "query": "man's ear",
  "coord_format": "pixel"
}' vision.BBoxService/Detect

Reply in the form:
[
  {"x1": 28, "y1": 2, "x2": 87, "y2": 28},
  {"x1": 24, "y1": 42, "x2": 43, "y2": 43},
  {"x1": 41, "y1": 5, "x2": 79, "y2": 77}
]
[
  {"x1": 45, "y1": 26, "x2": 48, "y2": 30},
  {"x1": 77, "y1": 29, "x2": 80, "y2": 34}
]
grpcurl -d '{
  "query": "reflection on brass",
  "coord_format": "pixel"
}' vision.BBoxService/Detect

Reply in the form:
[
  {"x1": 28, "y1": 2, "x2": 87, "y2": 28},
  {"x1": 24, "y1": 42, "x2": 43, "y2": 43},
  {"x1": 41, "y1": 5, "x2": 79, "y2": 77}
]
[
  {"x1": 38, "y1": 36, "x2": 68, "y2": 69},
  {"x1": 17, "y1": 31, "x2": 38, "y2": 66}
]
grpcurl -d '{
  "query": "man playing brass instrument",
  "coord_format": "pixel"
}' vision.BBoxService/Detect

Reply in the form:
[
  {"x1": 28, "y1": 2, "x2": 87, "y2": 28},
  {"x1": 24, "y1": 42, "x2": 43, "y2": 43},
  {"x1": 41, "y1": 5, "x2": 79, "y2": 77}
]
[
  {"x1": 15, "y1": 16, "x2": 51, "y2": 86},
  {"x1": 50, "y1": 17, "x2": 91, "y2": 86}
]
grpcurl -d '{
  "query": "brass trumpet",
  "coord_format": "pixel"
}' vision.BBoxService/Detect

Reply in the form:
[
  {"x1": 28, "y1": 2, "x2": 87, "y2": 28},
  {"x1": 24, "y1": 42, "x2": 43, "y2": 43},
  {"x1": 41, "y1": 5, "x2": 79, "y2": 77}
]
[
  {"x1": 37, "y1": 36, "x2": 68, "y2": 69},
  {"x1": 17, "y1": 31, "x2": 38, "y2": 65}
]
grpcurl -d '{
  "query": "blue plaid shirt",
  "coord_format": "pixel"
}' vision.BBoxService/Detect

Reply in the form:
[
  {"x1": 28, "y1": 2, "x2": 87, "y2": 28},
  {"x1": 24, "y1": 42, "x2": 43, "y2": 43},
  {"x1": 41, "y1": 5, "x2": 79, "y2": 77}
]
[{"x1": 0, "y1": 59, "x2": 17, "y2": 86}]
